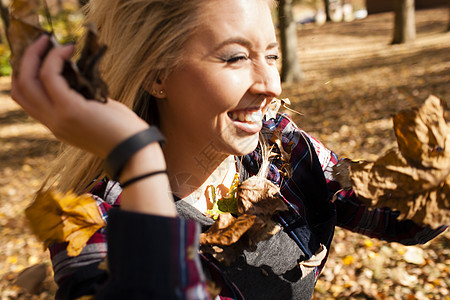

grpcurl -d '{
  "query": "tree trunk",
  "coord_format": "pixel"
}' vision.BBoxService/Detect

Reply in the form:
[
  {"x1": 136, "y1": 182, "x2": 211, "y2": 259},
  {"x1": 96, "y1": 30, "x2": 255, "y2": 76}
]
[
  {"x1": 324, "y1": 0, "x2": 330, "y2": 20},
  {"x1": 278, "y1": 0, "x2": 303, "y2": 83},
  {"x1": 325, "y1": 0, "x2": 343, "y2": 22},
  {"x1": 392, "y1": 0, "x2": 416, "y2": 44},
  {"x1": 57, "y1": 0, "x2": 63, "y2": 13}
]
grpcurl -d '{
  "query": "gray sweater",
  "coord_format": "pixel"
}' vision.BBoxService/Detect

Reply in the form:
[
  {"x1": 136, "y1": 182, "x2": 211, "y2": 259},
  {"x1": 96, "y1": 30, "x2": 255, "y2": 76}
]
[{"x1": 176, "y1": 200, "x2": 315, "y2": 300}]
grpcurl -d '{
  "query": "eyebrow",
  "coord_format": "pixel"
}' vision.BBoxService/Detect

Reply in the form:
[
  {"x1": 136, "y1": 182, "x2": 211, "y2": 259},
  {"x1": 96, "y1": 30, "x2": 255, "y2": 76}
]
[{"x1": 214, "y1": 37, "x2": 279, "y2": 51}]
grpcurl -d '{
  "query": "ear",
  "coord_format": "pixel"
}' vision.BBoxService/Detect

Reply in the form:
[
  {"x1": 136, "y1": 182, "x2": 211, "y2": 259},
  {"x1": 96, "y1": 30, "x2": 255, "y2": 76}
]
[{"x1": 143, "y1": 77, "x2": 166, "y2": 99}]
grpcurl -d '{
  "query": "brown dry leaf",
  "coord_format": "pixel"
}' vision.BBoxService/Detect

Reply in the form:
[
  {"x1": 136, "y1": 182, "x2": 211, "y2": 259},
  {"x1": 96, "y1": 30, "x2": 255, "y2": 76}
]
[
  {"x1": 299, "y1": 244, "x2": 327, "y2": 279},
  {"x1": 25, "y1": 189, "x2": 106, "y2": 257},
  {"x1": 62, "y1": 23, "x2": 109, "y2": 102},
  {"x1": 269, "y1": 127, "x2": 292, "y2": 162},
  {"x1": 236, "y1": 176, "x2": 288, "y2": 216},
  {"x1": 200, "y1": 213, "x2": 257, "y2": 246},
  {"x1": 7, "y1": 0, "x2": 45, "y2": 74},
  {"x1": 335, "y1": 95, "x2": 450, "y2": 228},
  {"x1": 7, "y1": 0, "x2": 108, "y2": 102},
  {"x1": 264, "y1": 98, "x2": 283, "y2": 120},
  {"x1": 201, "y1": 217, "x2": 281, "y2": 265},
  {"x1": 9, "y1": 0, "x2": 40, "y2": 23},
  {"x1": 394, "y1": 95, "x2": 450, "y2": 169},
  {"x1": 14, "y1": 263, "x2": 48, "y2": 295}
]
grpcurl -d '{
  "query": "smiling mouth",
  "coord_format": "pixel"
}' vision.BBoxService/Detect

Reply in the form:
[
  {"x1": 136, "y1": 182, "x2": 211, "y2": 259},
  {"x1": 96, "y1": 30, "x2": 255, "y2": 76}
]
[
  {"x1": 227, "y1": 99, "x2": 268, "y2": 124},
  {"x1": 228, "y1": 110, "x2": 263, "y2": 123},
  {"x1": 227, "y1": 106, "x2": 265, "y2": 135}
]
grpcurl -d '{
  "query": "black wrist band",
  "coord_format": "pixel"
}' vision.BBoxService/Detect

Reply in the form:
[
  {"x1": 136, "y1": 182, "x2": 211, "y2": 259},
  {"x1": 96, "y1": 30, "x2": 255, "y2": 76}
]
[
  {"x1": 120, "y1": 170, "x2": 168, "y2": 189},
  {"x1": 104, "y1": 127, "x2": 166, "y2": 180}
]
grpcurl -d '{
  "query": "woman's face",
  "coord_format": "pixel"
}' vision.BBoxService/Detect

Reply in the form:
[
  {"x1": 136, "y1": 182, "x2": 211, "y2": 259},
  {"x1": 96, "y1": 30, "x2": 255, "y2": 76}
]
[{"x1": 159, "y1": 0, "x2": 281, "y2": 157}]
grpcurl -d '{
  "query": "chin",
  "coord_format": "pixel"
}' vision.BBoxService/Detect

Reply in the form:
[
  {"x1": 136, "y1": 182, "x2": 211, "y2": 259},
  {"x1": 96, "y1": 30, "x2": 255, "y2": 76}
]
[{"x1": 226, "y1": 134, "x2": 260, "y2": 156}]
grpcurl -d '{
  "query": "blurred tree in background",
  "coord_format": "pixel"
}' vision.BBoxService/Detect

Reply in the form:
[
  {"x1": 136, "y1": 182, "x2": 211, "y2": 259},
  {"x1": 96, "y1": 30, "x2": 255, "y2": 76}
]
[
  {"x1": 278, "y1": 0, "x2": 303, "y2": 83},
  {"x1": 392, "y1": 0, "x2": 416, "y2": 44}
]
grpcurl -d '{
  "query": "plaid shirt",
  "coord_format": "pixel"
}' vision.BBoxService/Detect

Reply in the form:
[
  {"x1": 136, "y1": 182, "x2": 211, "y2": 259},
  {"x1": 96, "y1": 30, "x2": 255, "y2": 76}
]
[{"x1": 50, "y1": 113, "x2": 446, "y2": 299}]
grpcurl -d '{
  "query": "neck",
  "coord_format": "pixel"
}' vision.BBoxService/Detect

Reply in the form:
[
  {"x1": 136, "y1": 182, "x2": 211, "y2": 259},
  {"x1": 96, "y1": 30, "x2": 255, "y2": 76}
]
[{"x1": 164, "y1": 136, "x2": 235, "y2": 201}]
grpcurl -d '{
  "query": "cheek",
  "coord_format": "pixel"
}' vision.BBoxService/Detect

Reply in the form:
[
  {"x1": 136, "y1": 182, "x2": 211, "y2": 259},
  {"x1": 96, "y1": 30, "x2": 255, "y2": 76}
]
[
  {"x1": 164, "y1": 65, "x2": 253, "y2": 131},
  {"x1": 200, "y1": 71, "x2": 250, "y2": 111}
]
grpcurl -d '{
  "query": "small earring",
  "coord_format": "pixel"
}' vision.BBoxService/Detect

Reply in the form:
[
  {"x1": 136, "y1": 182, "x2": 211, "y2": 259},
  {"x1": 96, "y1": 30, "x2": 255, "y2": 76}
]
[
  {"x1": 159, "y1": 90, "x2": 165, "y2": 96},
  {"x1": 151, "y1": 89, "x2": 157, "y2": 96}
]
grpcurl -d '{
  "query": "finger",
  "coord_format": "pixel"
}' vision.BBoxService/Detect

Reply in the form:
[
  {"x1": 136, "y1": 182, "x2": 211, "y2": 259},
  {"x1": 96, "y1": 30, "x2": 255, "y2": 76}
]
[
  {"x1": 15, "y1": 35, "x2": 54, "y2": 114},
  {"x1": 10, "y1": 71, "x2": 24, "y2": 102},
  {"x1": 18, "y1": 34, "x2": 52, "y2": 79},
  {"x1": 39, "y1": 44, "x2": 85, "y2": 108}
]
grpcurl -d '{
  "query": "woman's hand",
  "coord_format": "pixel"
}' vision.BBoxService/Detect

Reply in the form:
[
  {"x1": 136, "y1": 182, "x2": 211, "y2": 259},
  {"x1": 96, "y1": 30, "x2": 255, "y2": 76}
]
[
  {"x1": 11, "y1": 35, "x2": 176, "y2": 217},
  {"x1": 11, "y1": 35, "x2": 149, "y2": 158}
]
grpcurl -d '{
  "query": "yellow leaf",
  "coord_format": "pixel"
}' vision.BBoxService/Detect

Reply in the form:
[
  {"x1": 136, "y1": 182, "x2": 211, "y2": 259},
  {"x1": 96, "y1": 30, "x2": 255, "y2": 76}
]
[
  {"x1": 7, "y1": 256, "x2": 18, "y2": 264},
  {"x1": 342, "y1": 255, "x2": 354, "y2": 265},
  {"x1": 25, "y1": 189, "x2": 106, "y2": 257},
  {"x1": 364, "y1": 239, "x2": 373, "y2": 248}
]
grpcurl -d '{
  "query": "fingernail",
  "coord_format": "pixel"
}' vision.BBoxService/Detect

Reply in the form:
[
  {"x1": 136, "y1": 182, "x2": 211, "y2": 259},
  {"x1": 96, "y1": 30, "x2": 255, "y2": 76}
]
[{"x1": 38, "y1": 31, "x2": 51, "y2": 38}]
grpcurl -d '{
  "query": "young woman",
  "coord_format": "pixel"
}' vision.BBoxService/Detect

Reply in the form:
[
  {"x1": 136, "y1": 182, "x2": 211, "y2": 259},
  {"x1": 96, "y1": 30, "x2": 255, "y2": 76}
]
[{"x1": 11, "y1": 0, "x2": 445, "y2": 299}]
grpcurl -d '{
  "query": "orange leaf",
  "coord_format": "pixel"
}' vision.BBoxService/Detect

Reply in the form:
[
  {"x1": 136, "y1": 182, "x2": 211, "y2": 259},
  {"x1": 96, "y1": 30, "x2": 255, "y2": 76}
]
[
  {"x1": 25, "y1": 189, "x2": 106, "y2": 257},
  {"x1": 200, "y1": 213, "x2": 256, "y2": 246}
]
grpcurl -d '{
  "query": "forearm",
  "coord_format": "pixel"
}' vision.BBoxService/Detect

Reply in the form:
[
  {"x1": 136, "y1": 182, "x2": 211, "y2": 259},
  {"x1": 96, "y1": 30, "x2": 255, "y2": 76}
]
[
  {"x1": 333, "y1": 188, "x2": 447, "y2": 245},
  {"x1": 118, "y1": 142, "x2": 176, "y2": 217}
]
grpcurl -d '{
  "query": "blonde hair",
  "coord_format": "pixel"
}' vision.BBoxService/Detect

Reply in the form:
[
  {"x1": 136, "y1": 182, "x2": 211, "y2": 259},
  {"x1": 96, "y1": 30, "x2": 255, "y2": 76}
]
[
  {"x1": 45, "y1": 0, "x2": 276, "y2": 194},
  {"x1": 47, "y1": 0, "x2": 204, "y2": 193}
]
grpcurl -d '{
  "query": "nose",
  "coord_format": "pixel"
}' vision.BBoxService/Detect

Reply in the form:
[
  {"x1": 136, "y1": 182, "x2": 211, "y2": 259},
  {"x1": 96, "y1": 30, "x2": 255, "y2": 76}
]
[{"x1": 250, "y1": 60, "x2": 282, "y2": 98}]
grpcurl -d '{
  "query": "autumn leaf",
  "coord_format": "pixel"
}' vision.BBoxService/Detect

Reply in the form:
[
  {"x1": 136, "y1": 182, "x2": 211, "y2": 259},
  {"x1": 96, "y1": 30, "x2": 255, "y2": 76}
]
[
  {"x1": 334, "y1": 95, "x2": 450, "y2": 228},
  {"x1": 7, "y1": 0, "x2": 109, "y2": 102},
  {"x1": 269, "y1": 127, "x2": 292, "y2": 163},
  {"x1": 394, "y1": 95, "x2": 450, "y2": 169},
  {"x1": 25, "y1": 189, "x2": 106, "y2": 257},
  {"x1": 236, "y1": 176, "x2": 288, "y2": 216},
  {"x1": 9, "y1": 0, "x2": 40, "y2": 23},
  {"x1": 200, "y1": 213, "x2": 280, "y2": 265},
  {"x1": 200, "y1": 213, "x2": 257, "y2": 246},
  {"x1": 200, "y1": 176, "x2": 286, "y2": 265},
  {"x1": 14, "y1": 263, "x2": 48, "y2": 295},
  {"x1": 7, "y1": 0, "x2": 45, "y2": 75},
  {"x1": 206, "y1": 173, "x2": 240, "y2": 219},
  {"x1": 62, "y1": 23, "x2": 109, "y2": 103}
]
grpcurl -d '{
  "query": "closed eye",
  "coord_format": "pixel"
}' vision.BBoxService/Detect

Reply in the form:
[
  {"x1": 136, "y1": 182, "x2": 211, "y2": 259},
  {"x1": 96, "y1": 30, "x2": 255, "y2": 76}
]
[
  {"x1": 266, "y1": 54, "x2": 279, "y2": 62},
  {"x1": 223, "y1": 55, "x2": 248, "y2": 64}
]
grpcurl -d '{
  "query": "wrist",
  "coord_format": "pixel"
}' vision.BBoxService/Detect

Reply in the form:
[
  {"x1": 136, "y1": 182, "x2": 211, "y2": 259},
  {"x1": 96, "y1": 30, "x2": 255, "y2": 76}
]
[
  {"x1": 104, "y1": 127, "x2": 166, "y2": 180},
  {"x1": 118, "y1": 142, "x2": 176, "y2": 217},
  {"x1": 119, "y1": 142, "x2": 167, "y2": 183}
]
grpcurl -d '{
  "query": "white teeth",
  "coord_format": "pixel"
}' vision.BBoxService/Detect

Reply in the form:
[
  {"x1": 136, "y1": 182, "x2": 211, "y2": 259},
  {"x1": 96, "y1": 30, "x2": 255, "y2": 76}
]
[
  {"x1": 238, "y1": 112, "x2": 245, "y2": 122},
  {"x1": 230, "y1": 110, "x2": 263, "y2": 123},
  {"x1": 251, "y1": 110, "x2": 263, "y2": 122}
]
